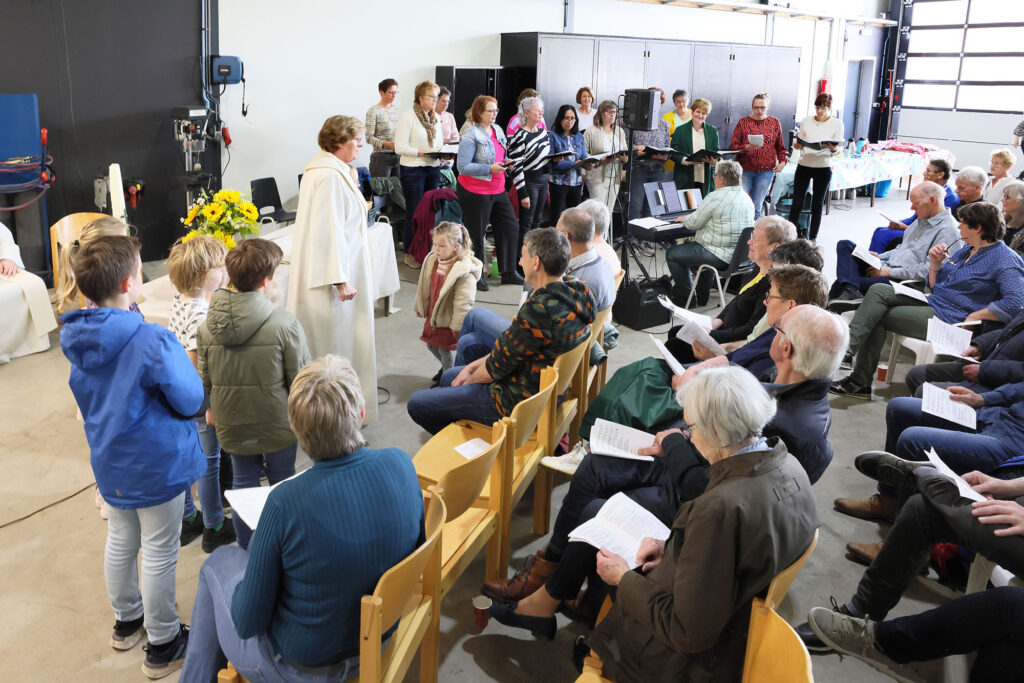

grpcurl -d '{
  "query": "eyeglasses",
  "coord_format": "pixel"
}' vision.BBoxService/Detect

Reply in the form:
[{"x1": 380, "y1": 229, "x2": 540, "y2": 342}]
[
  {"x1": 484, "y1": 108, "x2": 498, "y2": 114},
  {"x1": 564, "y1": 116, "x2": 577, "y2": 121},
  {"x1": 771, "y1": 321, "x2": 788, "y2": 339},
  {"x1": 764, "y1": 293, "x2": 786, "y2": 304},
  {"x1": 423, "y1": 95, "x2": 439, "y2": 101}
]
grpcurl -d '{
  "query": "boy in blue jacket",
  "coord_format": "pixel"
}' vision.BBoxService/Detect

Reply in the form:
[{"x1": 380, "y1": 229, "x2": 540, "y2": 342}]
[{"x1": 61, "y1": 235, "x2": 203, "y2": 679}]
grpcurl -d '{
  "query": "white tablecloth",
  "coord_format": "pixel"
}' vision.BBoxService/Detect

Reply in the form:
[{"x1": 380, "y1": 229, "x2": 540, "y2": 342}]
[
  {"x1": 771, "y1": 151, "x2": 928, "y2": 206},
  {"x1": 139, "y1": 222, "x2": 400, "y2": 328}
]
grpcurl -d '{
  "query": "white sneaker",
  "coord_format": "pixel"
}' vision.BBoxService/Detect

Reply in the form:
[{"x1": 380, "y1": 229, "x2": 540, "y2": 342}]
[{"x1": 541, "y1": 440, "x2": 589, "y2": 476}]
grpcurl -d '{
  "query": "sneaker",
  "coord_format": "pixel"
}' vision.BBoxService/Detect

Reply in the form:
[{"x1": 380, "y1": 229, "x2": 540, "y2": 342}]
[
  {"x1": 110, "y1": 615, "x2": 145, "y2": 651},
  {"x1": 541, "y1": 440, "x2": 588, "y2": 476},
  {"x1": 807, "y1": 608, "x2": 914, "y2": 683},
  {"x1": 829, "y1": 376, "x2": 872, "y2": 400},
  {"x1": 180, "y1": 511, "x2": 203, "y2": 547},
  {"x1": 839, "y1": 350, "x2": 854, "y2": 370},
  {"x1": 795, "y1": 597, "x2": 852, "y2": 652},
  {"x1": 201, "y1": 521, "x2": 237, "y2": 553},
  {"x1": 142, "y1": 624, "x2": 189, "y2": 679}
]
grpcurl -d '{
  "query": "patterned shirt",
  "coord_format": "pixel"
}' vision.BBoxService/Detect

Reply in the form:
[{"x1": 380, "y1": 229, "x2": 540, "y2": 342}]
[
  {"x1": 629, "y1": 119, "x2": 671, "y2": 166},
  {"x1": 683, "y1": 185, "x2": 756, "y2": 262},
  {"x1": 931, "y1": 241, "x2": 1024, "y2": 323},
  {"x1": 168, "y1": 294, "x2": 209, "y2": 352},
  {"x1": 729, "y1": 115, "x2": 788, "y2": 172},
  {"x1": 365, "y1": 104, "x2": 398, "y2": 153},
  {"x1": 485, "y1": 279, "x2": 595, "y2": 416},
  {"x1": 507, "y1": 127, "x2": 552, "y2": 197}
]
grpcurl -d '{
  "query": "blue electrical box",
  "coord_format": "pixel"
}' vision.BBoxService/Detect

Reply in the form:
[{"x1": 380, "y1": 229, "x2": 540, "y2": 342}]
[{"x1": 211, "y1": 56, "x2": 242, "y2": 85}]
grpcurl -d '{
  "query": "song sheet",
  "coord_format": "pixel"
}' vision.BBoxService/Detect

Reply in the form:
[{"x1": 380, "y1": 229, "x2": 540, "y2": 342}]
[
  {"x1": 925, "y1": 448, "x2": 985, "y2": 502},
  {"x1": 851, "y1": 243, "x2": 882, "y2": 270},
  {"x1": 891, "y1": 281, "x2": 930, "y2": 303},
  {"x1": 569, "y1": 492, "x2": 671, "y2": 568},
  {"x1": 922, "y1": 382, "x2": 977, "y2": 430},
  {"x1": 590, "y1": 418, "x2": 657, "y2": 462},
  {"x1": 926, "y1": 317, "x2": 976, "y2": 361}
]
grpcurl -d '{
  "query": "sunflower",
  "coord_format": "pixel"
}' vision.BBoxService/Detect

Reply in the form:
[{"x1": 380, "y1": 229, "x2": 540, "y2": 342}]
[
  {"x1": 202, "y1": 201, "x2": 226, "y2": 223},
  {"x1": 181, "y1": 229, "x2": 200, "y2": 243},
  {"x1": 183, "y1": 203, "x2": 201, "y2": 226},
  {"x1": 239, "y1": 202, "x2": 259, "y2": 222},
  {"x1": 214, "y1": 189, "x2": 241, "y2": 204}
]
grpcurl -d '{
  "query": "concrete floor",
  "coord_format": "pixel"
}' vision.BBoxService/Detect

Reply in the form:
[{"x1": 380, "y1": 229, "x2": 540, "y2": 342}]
[{"x1": 0, "y1": 187, "x2": 954, "y2": 682}]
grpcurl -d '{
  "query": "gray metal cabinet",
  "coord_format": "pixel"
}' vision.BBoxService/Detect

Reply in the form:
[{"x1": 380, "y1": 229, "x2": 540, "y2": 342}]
[
  {"x1": 691, "y1": 44, "x2": 734, "y2": 141},
  {"x1": 595, "y1": 38, "x2": 647, "y2": 111},
  {"x1": 536, "y1": 34, "x2": 597, "y2": 127},
  {"x1": 644, "y1": 41, "x2": 694, "y2": 117}
]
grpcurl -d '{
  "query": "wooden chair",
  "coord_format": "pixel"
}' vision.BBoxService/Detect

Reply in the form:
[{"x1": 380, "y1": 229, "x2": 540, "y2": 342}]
[
  {"x1": 49, "y1": 212, "x2": 108, "y2": 292},
  {"x1": 413, "y1": 368, "x2": 557, "y2": 582}
]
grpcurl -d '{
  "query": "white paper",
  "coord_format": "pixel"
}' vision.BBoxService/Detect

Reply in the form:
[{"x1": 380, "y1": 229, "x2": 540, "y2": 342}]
[
  {"x1": 747, "y1": 134, "x2": 764, "y2": 148},
  {"x1": 224, "y1": 469, "x2": 307, "y2": 529},
  {"x1": 589, "y1": 418, "x2": 656, "y2": 462},
  {"x1": 922, "y1": 383, "x2": 978, "y2": 430},
  {"x1": 851, "y1": 243, "x2": 882, "y2": 270},
  {"x1": 629, "y1": 216, "x2": 671, "y2": 229},
  {"x1": 673, "y1": 322, "x2": 726, "y2": 357},
  {"x1": 925, "y1": 447, "x2": 985, "y2": 503},
  {"x1": 650, "y1": 334, "x2": 685, "y2": 376},
  {"x1": 657, "y1": 295, "x2": 713, "y2": 328},
  {"x1": 876, "y1": 209, "x2": 906, "y2": 226},
  {"x1": 569, "y1": 492, "x2": 670, "y2": 568},
  {"x1": 454, "y1": 438, "x2": 491, "y2": 460},
  {"x1": 891, "y1": 281, "x2": 930, "y2": 303},
  {"x1": 926, "y1": 317, "x2": 974, "y2": 359}
]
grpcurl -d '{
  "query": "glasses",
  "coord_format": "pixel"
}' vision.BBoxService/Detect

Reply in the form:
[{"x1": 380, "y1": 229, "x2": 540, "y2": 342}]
[
  {"x1": 484, "y1": 108, "x2": 498, "y2": 114},
  {"x1": 564, "y1": 116, "x2": 577, "y2": 121},
  {"x1": 764, "y1": 293, "x2": 786, "y2": 304},
  {"x1": 423, "y1": 95, "x2": 438, "y2": 101},
  {"x1": 771, "y1": 321, "x2": 788, "y2": 339}
]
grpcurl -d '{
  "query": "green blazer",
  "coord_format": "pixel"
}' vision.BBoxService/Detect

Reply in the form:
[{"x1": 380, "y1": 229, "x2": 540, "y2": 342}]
[{"x1": 670, "y1": 121, "x2": 719, "y2": 197}]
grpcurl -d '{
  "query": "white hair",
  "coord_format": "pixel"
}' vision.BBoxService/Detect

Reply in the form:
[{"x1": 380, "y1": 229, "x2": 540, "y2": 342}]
[
  {"x1": 957, "y1": 166, "x2": 988, "y2": 189},
  {"x1": 783, "y1": 305, "x2": 850, "y2": 380},
  {"x1": 578, "y1": 198, "x2": 611, "y2": 240},
  {"x1": 518, "y1": 96, "x2": 543, "y2": 121},
  {"x1": 756, "y1": 215, "x2": 797, "y2": 244},
  {"x1": 677, "y1": 367, "x2": 776, "y2": 449},
  {"x1": 914, "y1": 180, "x2": 945, "y2": 204}
]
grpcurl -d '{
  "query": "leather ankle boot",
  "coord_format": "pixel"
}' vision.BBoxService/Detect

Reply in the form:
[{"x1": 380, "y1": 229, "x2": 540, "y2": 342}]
[{"x1": 482, "y1": 550, "x2": 556, "y2": 604}]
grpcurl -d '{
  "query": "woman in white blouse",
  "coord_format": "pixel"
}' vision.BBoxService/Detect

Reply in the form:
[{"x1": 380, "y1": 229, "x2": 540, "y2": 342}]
[
  {"x1": 576, "y1": 87, "x2": 596, "y2": 132},
  {"x1": 985, "y1": 149, "x2": 1017, "y2": 204},
  {"x1": 787, "y1": 92, "x2": 844, "y2": 241},
  {"x1": 583, "y1": 100, "x2": 628, "y2": 213},
  {"x1": 395, "y1": 80, "x2": 444, "y2": 262}
]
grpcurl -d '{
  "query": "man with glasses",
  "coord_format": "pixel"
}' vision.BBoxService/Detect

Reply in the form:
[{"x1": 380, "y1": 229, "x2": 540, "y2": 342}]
[{"x1": 730, "y1": 93, "x2": 788, "y2": 219}]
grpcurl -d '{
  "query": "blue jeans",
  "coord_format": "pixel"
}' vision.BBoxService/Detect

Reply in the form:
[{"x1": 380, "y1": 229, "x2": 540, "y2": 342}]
[
  {"x1": 407, "y1": 366, "x2": 503, "y2": 435},
  {"x1": 180, "y1": 546, "x2": 360, "y2": 683},
  {"x1": 834, "y1": 239, "x2": 891, "y2": 294},
  {"x1": 400, "y1": 165, "x2": 440, "y2": 250},
  {"x1": 741, "y1": 169, "x2": 775, "y2": 219},
  {"x1": 454, "y1": 307, "x2": 511, "y2": 366},
  {"x1": 627, "y1": 163, "x2": 669, "y2": 220},
  {"x1": 183, "y1": 416, "x2": 225, "y2": 529},
  {"x1": 105, "y1": 492, "x2": 185, "y2": 645},
  {"x1": 230, "y1": 444, "x2": 297, "y2": 549},
  {"x1": 665, "y1": 241, "x2": 727, "y2": 305},
  {"x1": 869, "y1": 226, "x2": 905, "y2": 253}
]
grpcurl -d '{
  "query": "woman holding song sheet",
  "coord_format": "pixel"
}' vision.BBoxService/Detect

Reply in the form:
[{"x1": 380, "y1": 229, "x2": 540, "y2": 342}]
[
  {"x1": 583, "y1": 100, "x2": 628, "y2": 213},
  {"x1": 787, "y1": 92, "x2": 844, "y2": 241},
  {"x1": 669, "y1": 98, "x2": 719, "y2": 197}
]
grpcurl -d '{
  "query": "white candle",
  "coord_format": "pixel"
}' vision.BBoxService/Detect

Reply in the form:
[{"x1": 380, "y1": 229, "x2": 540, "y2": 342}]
[{"x1": 109, "y1": 163, "x2": 127, "y2": 223}]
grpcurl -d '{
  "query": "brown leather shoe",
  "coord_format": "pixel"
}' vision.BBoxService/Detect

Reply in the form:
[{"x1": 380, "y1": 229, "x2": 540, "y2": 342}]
[
  {"x1": 833, "y1": 493, "x2": 898, "y2": 522},
  {"x1": 482, "y1": 550, "x2": 556, "y2": 605},
  {"x1": 558, "y1": 590, "x2": 599, "y2": 625},
  {"x1": 846, "y1": 541, "x2": 882, "y2": 566}
]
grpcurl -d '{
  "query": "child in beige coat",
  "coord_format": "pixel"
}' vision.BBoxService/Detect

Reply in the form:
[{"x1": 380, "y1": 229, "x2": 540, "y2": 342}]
[{"x1": 414, "y1": 222, "x2": 483, "y2": 385}]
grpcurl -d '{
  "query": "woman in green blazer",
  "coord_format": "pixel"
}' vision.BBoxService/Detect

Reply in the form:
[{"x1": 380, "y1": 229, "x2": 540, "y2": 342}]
[{"x1": 670, "y1": 98, "x2": 719, "y2": 197}]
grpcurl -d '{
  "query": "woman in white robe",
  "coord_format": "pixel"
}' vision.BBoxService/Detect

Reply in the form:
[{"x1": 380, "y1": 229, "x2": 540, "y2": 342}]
[
  {"x1": 0, "y1": 220, "x2": 57, "y2": 362},
  {"x1": 286, "y1": 116, "x2": 379, "y2": 424}
]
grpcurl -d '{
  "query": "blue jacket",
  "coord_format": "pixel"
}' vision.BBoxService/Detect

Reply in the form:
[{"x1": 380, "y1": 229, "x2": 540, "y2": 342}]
[
  {"x1": 548, "y1": 130, "x2": 587, "y2": 186},
  {"x1": 60, "y1": 308, "x2": 205, "y2": 510},
  {"x1": 975, "y1": 308, "x2": 1024, "y2": 388},
  {"x1": 978, "y1": 381, "x2": 1024, "y2": 452},
  {"x1": 762, "y1": 379, "x2": 833, "y2": 483},
  {"x1": 457, "y1": 123, "x2": 507, "y2": 180},
  {"x1": 727, "y1": 328, "x2": 777, "y2": 381}
]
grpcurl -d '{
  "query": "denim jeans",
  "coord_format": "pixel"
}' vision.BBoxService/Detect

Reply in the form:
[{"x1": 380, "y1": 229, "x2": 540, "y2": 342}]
[
  {"x1": 454, "y1": 307, "x2": 511, "y2": 366},
  {"x1": 105, "y1": 492, "x2": 185, "y2": 645},
  {"x1": 741, "y1": 169, "x2": 775, "y2": 220},
  {"x1": 869, "y1": 226, "x2": 905, "y2": 253},
  {"x1": 180, "y1": 546, "x2": 360, "y2": 683},
  {"x1": 406, "y1": 366, "x2": 503, "y2": 435},
  {"x1": 399, "y1": 165, "x2": 440, "y2": 249},
  {"x1": 627, "y1": 163, "x2": 669, "y2": 220},
  {"x1": 834, "y1": 240, "x2": 891, "y2": 294},
  {"x1": 665, "y1": 241, "x2": 728, "y2": 305},
  {"x1": 230, "y1": 444, "x2": 297, "y2": 549},
  {"x1": 183, "y1": 415, "x2": 225, "y2": 529},
  {"x1": 518, "y1": 177, "x2": 549, "y2": 233}
]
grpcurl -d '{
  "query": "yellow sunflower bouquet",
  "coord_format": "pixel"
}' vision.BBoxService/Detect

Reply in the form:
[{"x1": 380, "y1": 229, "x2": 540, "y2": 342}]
[{"x1": 180, "y1": 188, "x2": 261, "y2": 250}]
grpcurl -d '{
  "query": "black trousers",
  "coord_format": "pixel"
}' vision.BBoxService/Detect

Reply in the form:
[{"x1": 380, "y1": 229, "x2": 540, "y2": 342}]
[
  {"x1": 548, "y1": 183, "x2": 583, "y2": 226},
  {"x1": 904, "y1": 360, "x2": 985, "y2": 397},
  {"x1": 787, "y1": 164, "x2": 831, "y2": 240},
  {"x1": 456, "y1": 184, "x2": 520, "y2": 275}
]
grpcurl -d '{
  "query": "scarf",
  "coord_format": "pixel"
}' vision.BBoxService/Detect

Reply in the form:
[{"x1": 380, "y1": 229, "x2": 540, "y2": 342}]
[{"x1": 413, "y1": 103, "x2": 438, "y2": 147}]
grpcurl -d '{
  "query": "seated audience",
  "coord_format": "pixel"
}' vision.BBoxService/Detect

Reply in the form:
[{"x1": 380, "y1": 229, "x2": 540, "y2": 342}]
[
  {"x1": 952, "y1": 165, "x2": 987, "y2": 220},
  {"x1": 1002, "y1": 179, "x2": 1024, "y2": 250},
  {"x1": 407, "y1": 227, "x2": 595, "y2": 434},
  {"x1": 0, "y1": 219, "x2": 57, "y2": 363},
  {"x1": 578, "y1": 198, "x2": 619, "y2": 272},
  {"x1": 180, "y1": 355, "x2": 424, "y2": 682},
  {"x1": 555, "y1": 207, "x2": 615, "y2": 311},
  {"x1": 830, "y1": 181, "x2": 959, "y2": 301},
  {"x1": 868, "y1": 159, "x2": 957, "y2": 253},
  {"x1": 486, "y1": 367, "x2": 818, "y2": 683},
  {"x1": 665, "y1": 160, "x2": 755, "y2": 306},
  {"x1": 830, "y1": 202, "x2": 1024, "y2": 399},
  {"x1": 984, "y1": 148, "x2": 1017, "y2": 204}
]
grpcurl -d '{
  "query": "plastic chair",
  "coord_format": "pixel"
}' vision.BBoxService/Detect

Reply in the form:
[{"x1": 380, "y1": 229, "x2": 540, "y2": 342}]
[
  {"x1": 412, "y1": 368, "x2": 557, "y2": 581},
  {"x1": 684, "y1": 226, "x2": 756, "y2": 309},
  {"x1": 249, "y1": 177, "x2": 296, "y2": 225},
  {"x1": 741, "y1": 600, "x2": 813, "y2": 683},
  {"x1": 49, "y1": 212, "x2": 109, "y2": 291}
]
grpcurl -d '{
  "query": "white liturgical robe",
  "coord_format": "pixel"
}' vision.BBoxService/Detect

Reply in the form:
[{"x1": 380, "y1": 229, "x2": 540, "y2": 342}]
[{"x1": 0, "y1": 221, "x2": 57, "y2": 362}]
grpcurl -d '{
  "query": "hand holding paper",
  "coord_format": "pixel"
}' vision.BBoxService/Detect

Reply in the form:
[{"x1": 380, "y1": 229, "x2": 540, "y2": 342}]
[{"x1": 922, "y1": 383, "x2": 978, "y2": 429}]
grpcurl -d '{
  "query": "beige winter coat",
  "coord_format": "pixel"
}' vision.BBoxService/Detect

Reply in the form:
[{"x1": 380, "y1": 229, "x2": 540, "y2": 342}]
[{"x1": 414, "y1": 252, "x2": 483, "y2": 332}]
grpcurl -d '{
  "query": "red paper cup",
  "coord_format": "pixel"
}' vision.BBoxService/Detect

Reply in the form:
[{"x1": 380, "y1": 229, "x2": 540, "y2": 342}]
[
  {"x1": 472, "y1": 595, "x2": 492, "y2": 629},
  {"x1": 876, "y1": 364, "x2": 888, "y2": 382}
]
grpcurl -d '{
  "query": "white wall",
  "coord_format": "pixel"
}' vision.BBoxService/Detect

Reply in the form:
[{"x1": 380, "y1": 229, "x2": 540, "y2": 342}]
[{"x1": 569, "y1": 0, "x2": 767, "y2": 43}]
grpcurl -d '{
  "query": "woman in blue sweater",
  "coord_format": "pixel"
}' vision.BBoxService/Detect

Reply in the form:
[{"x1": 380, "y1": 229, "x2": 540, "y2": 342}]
[{"x1": 181, "y1": 355, "x2": 424, "y2": 682}]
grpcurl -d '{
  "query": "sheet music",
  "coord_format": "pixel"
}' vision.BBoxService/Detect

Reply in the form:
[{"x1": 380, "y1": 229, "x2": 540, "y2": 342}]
[
  {"x1": 629, "y1": 216, "x2": 671, "y2": 229},
  {"x1": 922, "y1": 382, "x2": 977, "y2": 430},
  {"x1": 589, "y1": 418, "x2": 657, "y2": 462},
  {"x1": 891, "y1": 281, "x2": 930, "y2": 303},
  {"x1": 224, "y1": 469, "x2": 308, "y2": 529},
  {"x1": 674, "y1": 322, "x2": 726, "y2": 357},
  {"x1": 926, "y1": 317, "x2": 975, "y2": 360},
  {"x1": 877, "y1": 209, "x2": 906, "y2": 226},
  {"x1": 454, "y1": 438, "x2": 491, "y2": 460},
  {"x1": 851, "y1": 243, "x2": 882, "y2": 270},
  {"x1": 657, "y1": 295, "x2": 712, "y2": 329},
  {"x1": 925, "y1": 448, "x2": 985, "y2": 502},
  {"x1": 650, "y1": 334, "x2": 685, "y2": 376},
  {"x1": 569, "y1": 492, "x2": 670, "y2": 568},
  {"x1": 747, "y1": 134, "x2": 764, "y2": 148}
]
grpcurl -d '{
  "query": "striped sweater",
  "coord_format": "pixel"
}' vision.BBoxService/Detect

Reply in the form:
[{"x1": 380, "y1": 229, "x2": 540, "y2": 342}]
[{"x1": 507, "y1": 127, "x2": 552, "y2": 198}]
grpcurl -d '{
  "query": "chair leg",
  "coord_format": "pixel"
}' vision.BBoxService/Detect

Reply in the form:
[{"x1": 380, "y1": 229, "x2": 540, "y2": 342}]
[
  {"x1": 885, "y1": 333, "x2": 902, "y2": 385},
  {"x1": 533, "y1": 467, "x2": 553, "y2": 535},
  {"x1": 714, "y1": 273, "x2": 725, "y2": 307}
]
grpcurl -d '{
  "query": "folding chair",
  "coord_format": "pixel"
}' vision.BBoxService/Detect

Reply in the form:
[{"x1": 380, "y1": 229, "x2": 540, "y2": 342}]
[{"x1": 684, "y1": 226, "x2": 756, "y2": 309}]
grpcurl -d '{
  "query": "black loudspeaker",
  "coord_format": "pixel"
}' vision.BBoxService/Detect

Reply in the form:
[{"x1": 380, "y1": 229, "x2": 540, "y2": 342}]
[
  {"x1": 623, "y1": 88, "x2": 659, "y2": 131},
  {"x1": 613, "y1": 275, "x2": 672, "y2": 330}
]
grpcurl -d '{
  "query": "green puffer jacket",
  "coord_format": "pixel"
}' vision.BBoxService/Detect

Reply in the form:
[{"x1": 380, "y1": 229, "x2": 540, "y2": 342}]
[{"x1": 197, "y1": 289, "x2": 311, "y2": 455}]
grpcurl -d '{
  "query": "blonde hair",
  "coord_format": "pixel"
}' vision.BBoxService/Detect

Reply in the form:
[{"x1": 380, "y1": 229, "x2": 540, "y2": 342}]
[
  {"x1": 414, "y1": 80, "x2": 439, "y2": 103},
  {"x1": 165, "y1": 235, "x2": 227, "y2": 297},
  {"x1": 992, "y1": 148, "x2": 1017, "y2": 168},
  {"x1": 288, "y1": 355, "x2": 366, "y2": 461},
  {"x1": 691, "y1": 98, "x2": 712, "y2": 114},
  {"x1": 57, "y1": 216, "x2": 130, "y2": 313},
  {"x1": 431, "y1": 221, "x2": 472, "y2": 261}
]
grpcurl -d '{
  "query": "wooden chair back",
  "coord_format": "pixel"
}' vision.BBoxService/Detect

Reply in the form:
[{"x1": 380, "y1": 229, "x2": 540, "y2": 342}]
[
  {"x1": 49, "y1": 212, "x2": 108, "y2": 290},
  {"x1": 435, "y1": 419, "x2": 507, "y2": 521},
  {"x1": 508, "y1": 367, "x2": 558, "y2": 451},
  {"x1": 741, "y1": 599, "x2": 813, "y2": 683},
  {"x1": 613, "y1": 268, "x2": 625, "y2": 292},
  {"x1": 552, "y1": 335, "x2": 591, "y2": 398},
  {"x1": 764, "y1": 529, "x2": 818, "y2": 610}
]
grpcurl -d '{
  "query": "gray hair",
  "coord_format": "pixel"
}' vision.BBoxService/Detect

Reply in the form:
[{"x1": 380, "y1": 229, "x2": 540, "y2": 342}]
[
  {"x1": 755, "y1": 215, "x2": 797, "y2": 245},
  {"x1": 783, "y1": 305, "x2": 850, "y2": 380},
  {"x1": 1004, "y1": 180, "x2": 1024, "y2": 230},
  {"x1": 524, "y1": 227, "x2": 570, "y2": 276},
  {"x1": 287, "y1": 355, "x2": 366, "y2": 461},
  {"x1": 677, "y1": 366, "x2": 777, "y2": 449},
  {"x1": 518, "y1": 96, "x2": 543, "y2": 121},
  {"x1": 558, "y1": 207, "x2": 595, "y2": 244},
  {"x1": 913, "y1": 180, "x2": 945, "y2": 204},
  {"x1": 714, "y1": 160, "x2": 743, "y2": 187},
  {"x1": 578, "y1": 199, "x2": 611, "y2": 241},
  {"x1": 957, "y1": 166, "x2": 988, "y2": 189}
]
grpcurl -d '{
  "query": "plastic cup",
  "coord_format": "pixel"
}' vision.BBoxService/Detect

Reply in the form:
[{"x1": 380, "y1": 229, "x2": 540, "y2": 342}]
[{"x1": 472, "y1": 595, "x2": 492, "y2": 629}]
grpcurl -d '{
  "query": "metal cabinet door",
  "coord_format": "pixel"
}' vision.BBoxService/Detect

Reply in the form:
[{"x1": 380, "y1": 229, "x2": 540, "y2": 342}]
[
  {"x1": 537, "y1": 35, "x2": 597, "y2": 129},
  {"x1": 595, "y1": 38, "x2": 648, "y2": 112},
  {"x1": 644, "y1": 41, "x2": 694, "y2": 117},
  {"x1": 756, "y1": 47, "x2": 801, "y2": 140},
  {"x1": 691, "y1": 44, "x2": 734, "y2": 142}
]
